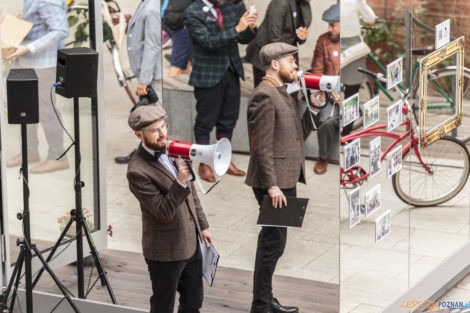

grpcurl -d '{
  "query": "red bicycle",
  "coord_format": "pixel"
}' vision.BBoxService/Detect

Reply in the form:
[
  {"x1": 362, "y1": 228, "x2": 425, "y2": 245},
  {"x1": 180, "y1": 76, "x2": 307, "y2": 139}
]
[{"x1": 340, "y1": 68, "x2": 470, "y2": 207}]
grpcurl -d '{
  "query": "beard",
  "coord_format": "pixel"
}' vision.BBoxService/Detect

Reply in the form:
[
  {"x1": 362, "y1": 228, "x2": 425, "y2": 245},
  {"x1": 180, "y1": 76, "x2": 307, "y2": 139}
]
[
  {"x1": 143, "y1": 135, "x2": 168, "y2": 151},
  {"x1": 279, "y1": 65, "x2": 296, "y2": 84},
  {"x1": 329, "y1": 33, "x2": 340, "y2": 42}
]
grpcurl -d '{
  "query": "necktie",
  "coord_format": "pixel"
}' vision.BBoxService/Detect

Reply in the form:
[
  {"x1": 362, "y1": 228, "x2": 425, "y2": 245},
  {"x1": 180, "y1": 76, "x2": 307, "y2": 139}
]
[{"x1": 214, "y1": 6, "x2": 224, "y2": 31}]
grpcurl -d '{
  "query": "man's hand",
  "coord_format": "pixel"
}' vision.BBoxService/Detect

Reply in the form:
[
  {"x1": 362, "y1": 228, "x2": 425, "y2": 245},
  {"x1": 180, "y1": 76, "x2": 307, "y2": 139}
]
[
  {"x1": 201, "y1": 229, "x2": 214, "y2": 247},
  {"x1": 296, "y1": 27, "x2": 308, "y2": 41},
  {"x1": 235, "y1": 11, "x2": 257, "y2": 33},
  {"x1": 248, "y1": 12, "x2": 258, "y2": 31},
  {"x1": 135, "y1": 83, "x2": 148, "y2": 96},
  {"x1": 177, "y1": 161, "x2": 192, "y2": 185},
  {"x1": 267, "y1": 186, "x2": 287, "y2": 209},
  {"x1": 7, "y1": 45, "x2": 30, "y2": 61}
]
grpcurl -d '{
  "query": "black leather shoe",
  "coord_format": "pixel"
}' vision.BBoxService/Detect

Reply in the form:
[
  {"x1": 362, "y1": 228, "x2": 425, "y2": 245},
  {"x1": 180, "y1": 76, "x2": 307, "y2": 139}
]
[
  {"x1": 115, "y1": 149, "x2": 136, "y2": 164},
  {"x1": 271, "y1": 298, "x2": 299, "y2": 313}
]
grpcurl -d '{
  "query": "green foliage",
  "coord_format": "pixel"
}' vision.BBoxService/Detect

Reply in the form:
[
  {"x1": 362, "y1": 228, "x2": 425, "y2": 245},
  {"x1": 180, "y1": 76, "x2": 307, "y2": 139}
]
[{"x1": 66, "y1": 1, "x2": 90, "y2": 47}]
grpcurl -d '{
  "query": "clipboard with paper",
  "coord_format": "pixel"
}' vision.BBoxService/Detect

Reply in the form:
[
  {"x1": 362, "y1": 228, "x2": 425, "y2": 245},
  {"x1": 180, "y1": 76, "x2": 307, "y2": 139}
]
[
  {"x1": 257, "y1": 196, "x2": 309, "y2": 228},
  {"x1": 200, "y1": 243, "x2": 219, "y2": 287}
]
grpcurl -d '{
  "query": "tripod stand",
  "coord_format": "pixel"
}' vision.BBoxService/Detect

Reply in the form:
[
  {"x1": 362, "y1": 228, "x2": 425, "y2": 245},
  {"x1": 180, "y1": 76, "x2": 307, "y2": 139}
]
[
  {"x1": 1, "y1": 124, "x2": 80, "y2": 313},
  {"x1": 31, "y1": 97, "x2": 117, "y2": 304}
]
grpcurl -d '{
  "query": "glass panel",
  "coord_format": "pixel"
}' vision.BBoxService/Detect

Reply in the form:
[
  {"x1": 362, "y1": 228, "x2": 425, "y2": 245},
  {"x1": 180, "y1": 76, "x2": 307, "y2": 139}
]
[
  {"x1": 1, "y1": 0, "x2": 99, "y2": 262},
  {"x1": 340, "y1": 0, "x2": 413, "y2": 312}
]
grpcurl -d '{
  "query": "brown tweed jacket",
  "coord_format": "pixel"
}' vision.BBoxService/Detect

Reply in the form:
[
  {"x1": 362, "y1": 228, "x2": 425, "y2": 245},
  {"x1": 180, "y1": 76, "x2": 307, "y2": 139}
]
[
  {"x1": 127, "y1": 144, "x2": 209, "y2": 262},
  {"x1": 245, "y1": 77, "x2": 321, "y2": 189}
]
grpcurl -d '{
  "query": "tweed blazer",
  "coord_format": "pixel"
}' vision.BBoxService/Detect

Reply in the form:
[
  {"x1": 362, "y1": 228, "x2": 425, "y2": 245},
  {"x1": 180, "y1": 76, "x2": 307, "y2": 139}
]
[
  {"x1": 127, "y1": 144, "x2": 209, "y2": 262},
  {"x1": 245, "y1": 0, "x2": 312, "y2": 71},
  {"x1": 183, "y1": 0, "x2": 256, "y2": 88},
  {"x1": 311, "y1": 32, "x2": 340, "y2": 76},
  {"x1": 245, "y1": 77, "x2": 321, "y2": 189}
]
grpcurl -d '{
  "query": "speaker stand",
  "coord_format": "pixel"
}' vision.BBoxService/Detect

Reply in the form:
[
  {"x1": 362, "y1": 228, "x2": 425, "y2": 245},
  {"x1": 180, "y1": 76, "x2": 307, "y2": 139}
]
[
  {"x1": 1, "y1": 124, "x2": 80, "y2": 313},
  {"x1": 31, "y1": 98, "x2": 117, "y2": 304}
]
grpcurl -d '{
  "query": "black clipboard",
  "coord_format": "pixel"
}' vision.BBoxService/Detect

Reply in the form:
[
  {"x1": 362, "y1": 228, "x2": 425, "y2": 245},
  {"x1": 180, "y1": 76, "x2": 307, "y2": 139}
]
[{"x1": 257, "y1": 196, "x2": 309, "y2": 228}]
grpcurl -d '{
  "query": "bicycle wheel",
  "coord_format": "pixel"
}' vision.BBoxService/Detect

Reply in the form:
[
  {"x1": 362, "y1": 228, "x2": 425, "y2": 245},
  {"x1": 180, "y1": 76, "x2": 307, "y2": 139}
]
[
  {"x1": 411, "y1": 66, "x2": 470, "y2": 124},
  {"x1": 392, "y1": 136, "x2": 470, "y2": 207}
]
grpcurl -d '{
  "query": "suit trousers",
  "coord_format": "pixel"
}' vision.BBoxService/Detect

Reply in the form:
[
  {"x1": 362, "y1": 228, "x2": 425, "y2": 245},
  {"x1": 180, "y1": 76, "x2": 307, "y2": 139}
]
[
  {"x1": 251, "y1": 186, "x2": 297, "y2": 312},
  {"x1": 193, "y1": 68, "x2": 240, "y2": 141},
  {"x1": 145, "y1": 244, "x2": 203, "y2": 313}
]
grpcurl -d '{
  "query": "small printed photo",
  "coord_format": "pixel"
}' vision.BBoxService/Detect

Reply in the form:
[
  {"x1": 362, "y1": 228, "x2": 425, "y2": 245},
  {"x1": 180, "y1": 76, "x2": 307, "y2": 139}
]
[
  {"x1": 365, "y1": 184, "x2": 381, "y2": 217},
  {"x1": 387, "y1": 100, "x2": 402, "y2": 132},
  {"x1": 349, "y1": 187, "x2": 361, "y2": 228},
  {"x1": 363, "y1": 96, "x2": 380, "y2": 129},
  {"x1": 375, "y1": 210, "x2": 391, "y2": 243},
  {"x1": 342, "y1": 93, "x2": 360, "y2": 127},
  {"x1": 369, "y1": 137, "x2": 381, "y2": 177},
  {"x1": 387, "y1": 57, "x2": 403, "y2": 90},
  {"x1": 344, "y1": 138, "x2": 361, "y2": 172},
  {"x1": 386, "y1": 145, "x2": 402, "y2": 178}
]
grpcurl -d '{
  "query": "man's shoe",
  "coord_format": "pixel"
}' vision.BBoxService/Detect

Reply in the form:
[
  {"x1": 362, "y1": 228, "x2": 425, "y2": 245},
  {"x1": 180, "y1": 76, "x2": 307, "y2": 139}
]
[
  {"x1": 198, "y1": 163, "x2": 215, "y2": 182},
  {"x1": 6, "y1": 153, "x2": 40, "y2": 168},
  {"x1": 30, "y1": 159, "x2": 69, "y2": 174},
  {"x1": 314, "y1": 157, "x2": 329, "y2": 175},
  {"x1": 271, "y1": 298, "x2": 299, "y2": 313},
  {"x1": 115, "y1": 149, "x2": 136, "y2": 164},
  {"x1": 226, "y1": 162, "x2": 246, "y2": 177}
]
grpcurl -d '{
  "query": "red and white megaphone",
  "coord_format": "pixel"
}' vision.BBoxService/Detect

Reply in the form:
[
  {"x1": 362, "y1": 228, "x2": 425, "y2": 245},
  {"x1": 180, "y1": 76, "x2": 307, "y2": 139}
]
[
  {"x1": 166, "y1": 138, "x2": 232, "y2": 176},
  {"x1": 298, "y1": 72, "x2": 340, "y2": 94}
]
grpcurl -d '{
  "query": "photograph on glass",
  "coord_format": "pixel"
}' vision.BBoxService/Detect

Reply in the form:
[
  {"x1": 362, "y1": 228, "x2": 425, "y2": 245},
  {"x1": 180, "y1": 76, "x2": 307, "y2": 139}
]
[
  {"x1": 387, "y1": 100, "x2": 402, "y2": 132},
  {"x1": 344, "y1": 138, "x2": 361, "y2": 172},
  {"x1": 369, "y1": 137, "x2": 381, "y2": 177},
  {"x1": 375, "y1": 210, "x2": 391, "y2": 243},
  {"x1": 386, "y1": 145, "x2": 402, "y2": 178},
  {"x1": 365, "y1": 184, "x2": 381, "y2": 217},
  {"x1": 349, "y1": 186, "x2": 361, "y2": 229},
  {"x1": 342, "y1": 93, "x2": 360, "y2": 127},
  {"x1": 418, "y1": 36, "x2": 465, "y2": 149},
  {"x1": 363, "y1": 96, "x2": 380, "y2": 129},
  {"x1": 387, "y1": 57, "x2": 403, "y2": 90}
]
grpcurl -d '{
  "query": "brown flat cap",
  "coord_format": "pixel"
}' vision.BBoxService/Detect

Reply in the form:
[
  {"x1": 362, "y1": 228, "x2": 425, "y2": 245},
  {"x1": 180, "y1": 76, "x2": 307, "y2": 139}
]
[
  {"x1": 259, "y1": 42, "x2": 298, "y2": 66},
  {"x1": 128, "y1": 105, "x2": 167, "y2": 131}
]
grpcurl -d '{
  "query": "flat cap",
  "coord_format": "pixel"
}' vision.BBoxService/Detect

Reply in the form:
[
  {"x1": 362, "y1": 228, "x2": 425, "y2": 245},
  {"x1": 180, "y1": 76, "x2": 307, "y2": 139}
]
[
  {"x1": 259, "y1": 42, "x2": 298, "y2": 66},
  {"x1": 322, "y1": 3, "x2": 339, "y2": 23},
  {"x1": 128, "y1": 105, "x2": 167, "y2": 131}
]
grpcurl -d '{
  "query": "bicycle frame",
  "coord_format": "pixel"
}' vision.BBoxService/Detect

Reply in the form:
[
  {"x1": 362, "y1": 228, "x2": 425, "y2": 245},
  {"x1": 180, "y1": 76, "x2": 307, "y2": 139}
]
[{"x1": 340, "y1": 118, "x2": 431, "y2": 186}]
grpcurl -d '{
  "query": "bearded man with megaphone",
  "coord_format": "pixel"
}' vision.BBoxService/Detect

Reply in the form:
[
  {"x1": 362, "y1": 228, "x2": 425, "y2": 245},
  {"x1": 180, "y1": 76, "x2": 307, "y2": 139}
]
[
  {"x1": 126, "y1": 106, "x2": 214, "y2": 313},
  {"x1": 246, "y1": 42, "x2": 324, "y2": 313}
]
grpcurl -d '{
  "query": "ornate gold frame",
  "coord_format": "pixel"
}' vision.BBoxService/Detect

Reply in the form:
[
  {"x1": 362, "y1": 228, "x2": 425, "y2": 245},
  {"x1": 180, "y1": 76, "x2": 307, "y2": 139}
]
[{"x1": 418, "y1": 36, "x2": 465, "y2": 149}]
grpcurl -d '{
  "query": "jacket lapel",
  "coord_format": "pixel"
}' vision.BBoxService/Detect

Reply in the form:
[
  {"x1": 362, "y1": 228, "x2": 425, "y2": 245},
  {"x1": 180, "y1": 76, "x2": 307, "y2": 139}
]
[
  {"x1": 128, "y1": 1, "x2": 145, "y2": 31},
  {"x1": 288, "y1": 0, "x2": 297, "y2": 31},
  {"x1": 137, "y1": 144, "x2": 175, "y2": 182}
]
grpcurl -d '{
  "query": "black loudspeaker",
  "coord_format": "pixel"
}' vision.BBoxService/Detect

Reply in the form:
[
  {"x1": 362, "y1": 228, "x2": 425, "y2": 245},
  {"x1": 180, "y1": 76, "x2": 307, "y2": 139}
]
[
  {"x1": 56, "y1": 47, "x2": 99, "y2": 98},
  {"x1": 6, "y1": 69, "x2": 39, "y2": 124}
]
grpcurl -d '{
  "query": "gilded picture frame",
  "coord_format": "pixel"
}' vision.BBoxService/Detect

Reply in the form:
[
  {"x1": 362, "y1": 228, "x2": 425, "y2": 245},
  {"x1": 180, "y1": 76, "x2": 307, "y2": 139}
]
[{"x1": 418, "y1": 36, "x2": 465, "y2": 149}]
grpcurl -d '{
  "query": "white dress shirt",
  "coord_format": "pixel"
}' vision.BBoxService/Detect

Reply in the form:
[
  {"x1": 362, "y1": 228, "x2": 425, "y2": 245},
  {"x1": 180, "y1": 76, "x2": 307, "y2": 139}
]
[{"x1": 142, "y1": 143, "x2": 187, "y2": 188}]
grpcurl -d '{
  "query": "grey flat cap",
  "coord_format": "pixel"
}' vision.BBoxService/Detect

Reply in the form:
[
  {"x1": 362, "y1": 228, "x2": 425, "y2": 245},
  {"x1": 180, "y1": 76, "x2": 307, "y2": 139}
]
[
  {"x1": 128, "y1": 105, "x2": 167, "y2": 131},
  {"x1": 322, "y1": 4, "x2": 339, "y2": 23},
  {"x1": 259, "y1": 42, "x2": 298, "y2": 66}
]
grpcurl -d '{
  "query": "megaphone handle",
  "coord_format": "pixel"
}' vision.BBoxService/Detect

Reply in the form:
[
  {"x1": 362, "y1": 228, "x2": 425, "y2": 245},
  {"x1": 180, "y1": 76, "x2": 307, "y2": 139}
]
[{"x1": 184, "y1": 160, "x2": 196, "y2": 182}]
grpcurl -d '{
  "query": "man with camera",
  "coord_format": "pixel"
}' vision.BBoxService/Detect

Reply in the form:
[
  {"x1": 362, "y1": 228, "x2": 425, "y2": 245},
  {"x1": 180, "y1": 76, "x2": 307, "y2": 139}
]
[
  {"x1": 246, "y1": 42, "x2": 322, "y2": 313},
  {"x1": 127, "y1": 105, "x2": 214, "y2": 313},
  {"x1": 183, "y1": 0, "x2": 258, "y2": 182}
]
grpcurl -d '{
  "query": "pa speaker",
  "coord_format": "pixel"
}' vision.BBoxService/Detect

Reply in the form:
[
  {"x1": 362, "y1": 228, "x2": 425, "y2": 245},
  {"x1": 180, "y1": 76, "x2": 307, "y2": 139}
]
[
  {"x1": 56, "y1": 47, "x2": 99, "y2": 98},
  {"x1": 6, "y1": 69, "x2": 39, "y2": 124}
]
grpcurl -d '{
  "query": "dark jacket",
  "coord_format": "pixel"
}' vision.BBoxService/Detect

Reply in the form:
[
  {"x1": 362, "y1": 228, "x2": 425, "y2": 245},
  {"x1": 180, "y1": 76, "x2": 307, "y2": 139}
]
[
  {"x1": 184, "y1": 0, "x2": 256, "y2": 88},
  {"x1": 127, "y1": 144, "x2": 209, "y2": 262},
  {"x1": 245, "y1": 77, "x2": 320, "y2": 189},
  {"x1": 245, "y1": 0, "x2": 312, "y2": 71}
]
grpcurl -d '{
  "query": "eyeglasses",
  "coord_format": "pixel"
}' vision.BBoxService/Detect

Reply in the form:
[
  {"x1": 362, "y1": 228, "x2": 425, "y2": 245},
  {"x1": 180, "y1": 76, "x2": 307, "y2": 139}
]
[
  {"x1": 278, "y1": 57, "x2": 297, "y2": 66},
  {"x1": 149, "y1": 123, "x2": 169, "y2": 136}
]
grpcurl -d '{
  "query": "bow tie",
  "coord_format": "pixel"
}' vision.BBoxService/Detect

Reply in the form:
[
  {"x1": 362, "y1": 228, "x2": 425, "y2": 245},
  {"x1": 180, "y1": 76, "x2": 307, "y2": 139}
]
[{"x1": 154, "y1": 151, "x2": 163, "y2": 160}]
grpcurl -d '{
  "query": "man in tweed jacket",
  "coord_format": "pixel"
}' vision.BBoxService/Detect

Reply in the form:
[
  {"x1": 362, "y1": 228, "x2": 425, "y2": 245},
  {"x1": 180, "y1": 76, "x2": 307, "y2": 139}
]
[
  {"x1": 246, "y1": 43, "x2": 322, "y2": 313},
  {"x1": 127, "y1": 106, "x2": 214, "y2": 313},
  {"x1": 184, "y1": 0, "x2": 257, "y2": 181}
]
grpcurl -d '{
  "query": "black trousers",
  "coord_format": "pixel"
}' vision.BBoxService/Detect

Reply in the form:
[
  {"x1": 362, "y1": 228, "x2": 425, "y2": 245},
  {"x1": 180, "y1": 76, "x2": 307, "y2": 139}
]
[
  {"x1": 145, "y1": 245, "x2": 203, "y2": 313},
  {"x1": 251, "y1": 186, "x2": 297, "y2": 313},
  {"x1": 193, "y1": 68, "x2": 240, "y2": 141}
]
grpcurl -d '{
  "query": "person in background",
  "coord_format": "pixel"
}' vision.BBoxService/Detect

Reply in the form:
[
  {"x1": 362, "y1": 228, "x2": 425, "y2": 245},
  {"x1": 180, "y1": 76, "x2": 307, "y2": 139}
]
[
  {"x1": 245, "y1": 0, "x2": 312, "y2": 88},
  {"x1": 184, "y1": 0, "x2": 258, "y2": 182},
  {"x1": 6, "y1": 0, "x2": 69, "y2": 174},
  {"x1": 310, "y1": 3, "x2": 340, "y2": 175}
]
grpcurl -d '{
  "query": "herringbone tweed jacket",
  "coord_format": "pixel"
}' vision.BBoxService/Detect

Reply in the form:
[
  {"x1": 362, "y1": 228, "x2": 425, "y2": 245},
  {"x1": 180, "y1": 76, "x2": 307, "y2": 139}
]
[
  {"x1": 183, "y1": 0, "x2": 256, "y2": 88},
  {"x1": 245, "y1": 77, "x2": 321, "y2": 189}
]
